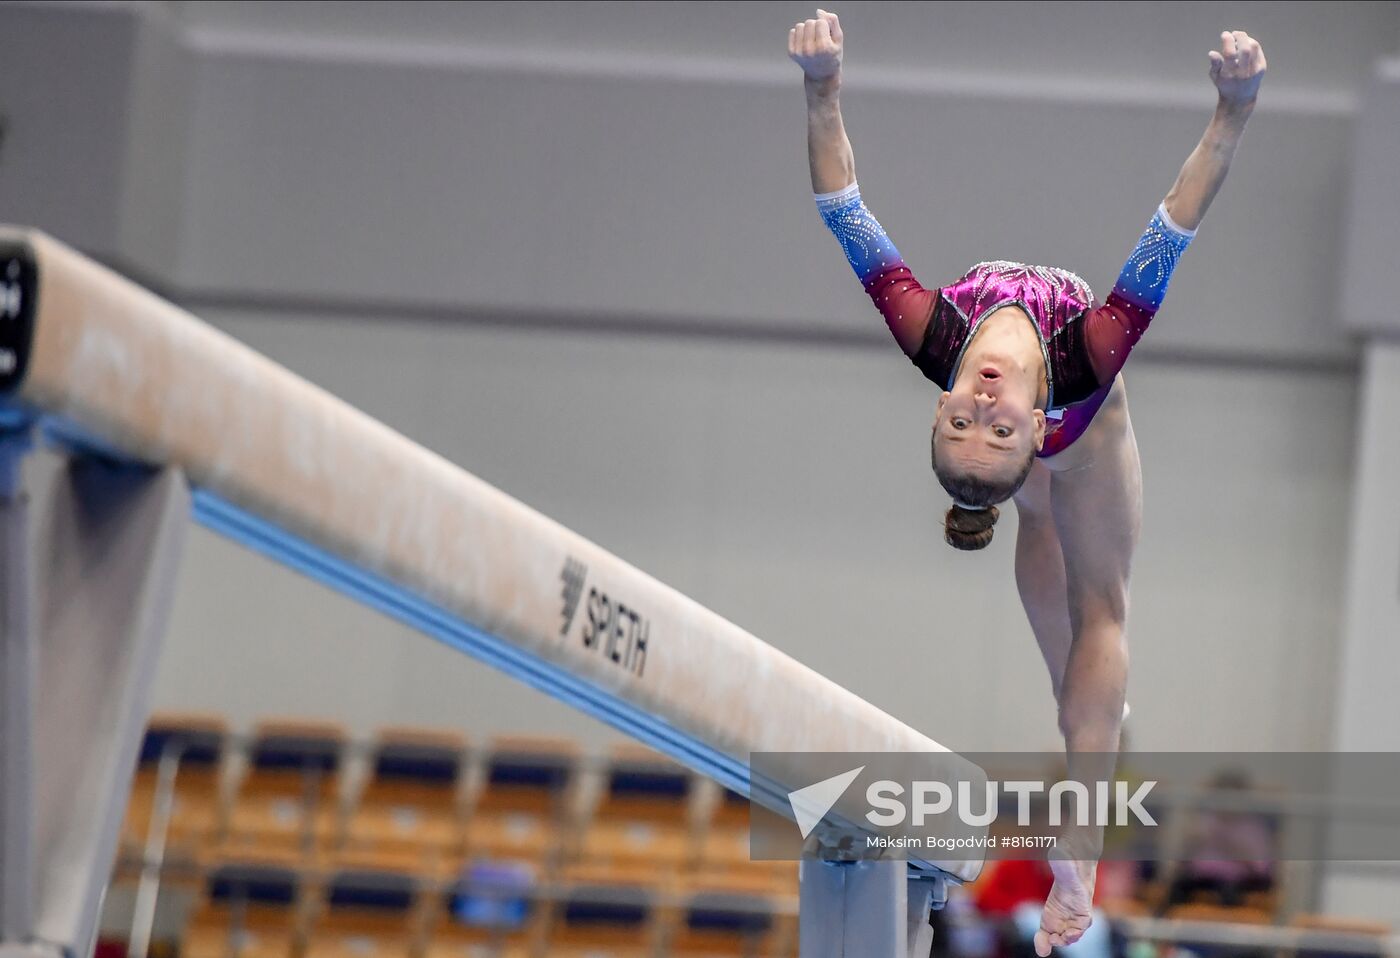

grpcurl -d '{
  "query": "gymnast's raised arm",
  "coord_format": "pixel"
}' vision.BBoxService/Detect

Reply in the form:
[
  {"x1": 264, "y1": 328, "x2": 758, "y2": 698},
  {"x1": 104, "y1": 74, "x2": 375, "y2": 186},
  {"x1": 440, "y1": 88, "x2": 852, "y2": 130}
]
[
  {"x1": 1163, "y1": 30, "x2": 1265, "y2": 231},
  {"x1": 790, "y1": 9, "x2": 851, "y2": 196},
  {"x1": 1077, "y1": 30, "x2": 1266, "y2": 388},
  {"x1": 789, "y1": 10, "x2": 937, "y2": 361}
]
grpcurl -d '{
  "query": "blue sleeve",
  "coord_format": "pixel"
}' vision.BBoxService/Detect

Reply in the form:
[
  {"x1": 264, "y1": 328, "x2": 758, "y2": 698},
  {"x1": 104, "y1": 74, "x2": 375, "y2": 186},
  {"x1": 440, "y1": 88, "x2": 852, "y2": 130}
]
[
  {"x1": 1084, "y1": 204, "x2": 1196, "y2": 382},
  {"x1": 815, "y1": 182, "x2": 936, "y2": 357},
  {"x1": 816, "y1": 182, "x2": 908, "y2": 282},
  {"x1": 1111, "y1": 204, "x2": 1196, "y2": 311}
]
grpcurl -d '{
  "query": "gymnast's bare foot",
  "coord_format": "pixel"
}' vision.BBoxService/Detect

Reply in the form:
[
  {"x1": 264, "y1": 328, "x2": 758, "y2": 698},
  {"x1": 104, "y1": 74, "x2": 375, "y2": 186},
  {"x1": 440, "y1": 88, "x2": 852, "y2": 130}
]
[{"x1": 1034, "y1": 851, "x2": 1097, "y2": 956}]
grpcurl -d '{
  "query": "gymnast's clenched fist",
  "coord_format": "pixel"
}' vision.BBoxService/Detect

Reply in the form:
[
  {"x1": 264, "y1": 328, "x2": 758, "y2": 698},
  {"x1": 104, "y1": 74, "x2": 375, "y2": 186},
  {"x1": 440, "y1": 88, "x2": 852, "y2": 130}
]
[
  {"x1": 1208, "y1": 29, "x2": 1267, "y2": 106},
  {"x1": 788, "y1": 9, "x2": 843, "y2": 81}
]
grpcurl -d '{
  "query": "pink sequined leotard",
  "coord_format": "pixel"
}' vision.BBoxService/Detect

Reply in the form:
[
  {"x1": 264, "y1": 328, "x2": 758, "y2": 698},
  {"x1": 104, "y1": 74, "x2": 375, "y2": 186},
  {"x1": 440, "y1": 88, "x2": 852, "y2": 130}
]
[{"x1": 816, "y1": 182, "x2": 1195, "y2": 456}]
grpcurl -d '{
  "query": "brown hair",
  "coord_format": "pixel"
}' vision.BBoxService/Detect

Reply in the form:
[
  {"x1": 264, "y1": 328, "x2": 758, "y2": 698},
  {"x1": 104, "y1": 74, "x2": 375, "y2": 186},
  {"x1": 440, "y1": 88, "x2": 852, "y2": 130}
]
[
  {"x1": 931, "y1": 430, "x2": 1036, "y2": 551},
  {"x1": 944, "y1": 503, "x2": 1000, "y2": 551}
]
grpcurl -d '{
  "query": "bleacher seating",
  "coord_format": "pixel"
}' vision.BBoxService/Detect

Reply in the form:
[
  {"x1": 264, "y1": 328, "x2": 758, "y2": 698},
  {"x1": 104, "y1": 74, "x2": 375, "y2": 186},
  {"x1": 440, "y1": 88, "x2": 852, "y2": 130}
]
[
  {"x1": 464, "y1": 736, "x2": 577, "y2": 866},
  {"x1": 695, "y1": 788, "x2": 748, "y2": 875},
  {"x1": 548, "y1": 872, "x2": 659, "y2": 958},
  {"x1": 338, "y1": 727, "x2": 467, "y2": 874},
  {"x1": 181, "y1": 863, "x2": 302, "y2": 958},
  {"x1": 221, "y1": 721, "x2": 346, "y2": 865},
  {"x1": 1162, "y1": 902, "x2": 1274, "y2": 924},
  {"x1": 102, "y1": 715, "x2": 806, "y2": 958},
  {"x1": 581, "y1": 746, "x2": 693, "y2": 873},
  {"x1": 667, "y1": 889, "x2": 777, "y2": 957},
  {"x1": 120, "y1": 713, "x2": 229, "y2": 866},
  {"x1": 426, "y1": 863, "x2": 539, "y2": 958},
  {"x1": 303, "y1": 870, "x2": 422, "y2": 958},
  {"x1": 112, "y1": 712, "x2": 1377, "y2": 958}
]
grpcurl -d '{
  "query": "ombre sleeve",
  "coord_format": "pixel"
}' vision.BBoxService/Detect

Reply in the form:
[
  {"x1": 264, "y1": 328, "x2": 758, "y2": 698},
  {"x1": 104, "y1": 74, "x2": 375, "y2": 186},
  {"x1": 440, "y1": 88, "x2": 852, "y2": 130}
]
[
  {"x1": 1084, "y1": 204, "x2": 1196, "y2": 383},
  {"x1": 816, "y1": 182, "x2": 938, "y2": 360}
]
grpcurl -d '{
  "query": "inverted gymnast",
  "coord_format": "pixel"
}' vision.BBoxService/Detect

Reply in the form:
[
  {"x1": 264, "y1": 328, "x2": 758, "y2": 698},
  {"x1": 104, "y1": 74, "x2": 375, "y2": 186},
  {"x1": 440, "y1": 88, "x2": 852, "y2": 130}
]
[{"x1": 789, "y1": 11, "x2": 1265, "y2": 953}]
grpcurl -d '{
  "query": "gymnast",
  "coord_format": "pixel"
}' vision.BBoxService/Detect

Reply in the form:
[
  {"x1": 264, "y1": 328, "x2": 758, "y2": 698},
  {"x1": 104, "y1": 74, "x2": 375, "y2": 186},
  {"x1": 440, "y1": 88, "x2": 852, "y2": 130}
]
[{"x1": 789, "y1": 11, "x2": 1265, "y2": 953}]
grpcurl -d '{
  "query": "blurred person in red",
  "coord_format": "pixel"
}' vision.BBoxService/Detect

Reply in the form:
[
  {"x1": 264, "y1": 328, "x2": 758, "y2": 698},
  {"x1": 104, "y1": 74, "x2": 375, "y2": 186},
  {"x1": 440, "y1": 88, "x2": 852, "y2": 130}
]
[{"x1": 975, "y1": 859, "x2": 1113, "y2": 958}]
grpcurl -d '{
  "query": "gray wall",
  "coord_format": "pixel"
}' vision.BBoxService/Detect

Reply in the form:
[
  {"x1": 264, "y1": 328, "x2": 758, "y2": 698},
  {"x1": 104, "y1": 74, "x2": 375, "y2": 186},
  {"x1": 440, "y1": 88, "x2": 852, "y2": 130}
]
[
  {"x1": 1341, "y1": 62, "x2": 1400, "y2": 334},
  {"x1": 0, "y1": 2, "x2": 1391, "y2": 756}
]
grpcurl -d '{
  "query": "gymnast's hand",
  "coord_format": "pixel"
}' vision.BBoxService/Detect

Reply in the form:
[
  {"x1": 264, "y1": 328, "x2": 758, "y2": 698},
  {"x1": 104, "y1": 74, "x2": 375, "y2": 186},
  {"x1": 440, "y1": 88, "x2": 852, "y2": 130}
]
[
  {"x1": 788, "y1": 9, "x2": 843, "y2": 81},
  {"x1": 1208, "y1": 30, "x2": 1266, "y2": 106}
]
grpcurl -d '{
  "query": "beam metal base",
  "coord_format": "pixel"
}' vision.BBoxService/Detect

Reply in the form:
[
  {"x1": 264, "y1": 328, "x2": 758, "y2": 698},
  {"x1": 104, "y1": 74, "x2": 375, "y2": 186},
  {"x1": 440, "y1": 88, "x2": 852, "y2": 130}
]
[
  {"x1": 0, "y1": 430, "x2": 187, "y2": 958},
  {"x1": 799, "y1": 858, "x2": 949, "y2": 958}
]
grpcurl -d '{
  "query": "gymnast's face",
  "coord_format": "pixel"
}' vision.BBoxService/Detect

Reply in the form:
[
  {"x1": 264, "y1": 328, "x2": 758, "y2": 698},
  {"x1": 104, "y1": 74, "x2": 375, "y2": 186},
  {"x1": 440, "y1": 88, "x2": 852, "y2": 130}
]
[{"x1": 933, "y1": 367, "x2": 1046, "y2": 482}]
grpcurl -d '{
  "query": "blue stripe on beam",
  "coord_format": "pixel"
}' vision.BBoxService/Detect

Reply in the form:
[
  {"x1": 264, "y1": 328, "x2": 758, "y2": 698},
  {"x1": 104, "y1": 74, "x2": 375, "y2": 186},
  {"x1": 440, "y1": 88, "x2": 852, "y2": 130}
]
[{"x1": 190, "y1": 489, "x2": 778, "y2": 803}]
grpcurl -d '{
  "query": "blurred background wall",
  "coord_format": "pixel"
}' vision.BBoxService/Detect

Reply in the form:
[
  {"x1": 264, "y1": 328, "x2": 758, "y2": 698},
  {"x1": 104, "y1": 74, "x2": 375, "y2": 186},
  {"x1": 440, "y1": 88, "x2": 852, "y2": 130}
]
[{"x1": 1, "y1": 0, "x2": 1398, "y2": 910}]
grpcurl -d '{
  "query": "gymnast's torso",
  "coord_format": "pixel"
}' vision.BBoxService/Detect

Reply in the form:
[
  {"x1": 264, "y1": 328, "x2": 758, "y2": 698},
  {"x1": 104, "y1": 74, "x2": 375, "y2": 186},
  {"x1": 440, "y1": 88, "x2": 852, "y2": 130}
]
[
  {"x1": 816, "y1": 181, "x2": 1194, "y2": 456},
  {"x1": 915, "y1": 260, "x2": 1113, "y2": 458}
]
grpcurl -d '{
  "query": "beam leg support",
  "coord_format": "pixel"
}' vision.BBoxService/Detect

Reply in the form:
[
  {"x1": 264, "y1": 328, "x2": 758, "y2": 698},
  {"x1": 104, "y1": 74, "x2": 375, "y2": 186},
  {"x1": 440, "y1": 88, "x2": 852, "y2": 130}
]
[
  {"x1": 799, "y1": 859, "x2": 949, "y2": 958},
  {"x1": 0, "y1": 432, "x2": 188, "y2": 958}
]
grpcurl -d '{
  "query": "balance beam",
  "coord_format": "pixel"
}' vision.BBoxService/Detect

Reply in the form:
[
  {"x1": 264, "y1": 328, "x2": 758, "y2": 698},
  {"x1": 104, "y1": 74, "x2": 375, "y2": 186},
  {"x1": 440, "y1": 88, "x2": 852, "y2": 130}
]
[{"x1": 0, "y1": 227, "x2": 982, "y2": 957}]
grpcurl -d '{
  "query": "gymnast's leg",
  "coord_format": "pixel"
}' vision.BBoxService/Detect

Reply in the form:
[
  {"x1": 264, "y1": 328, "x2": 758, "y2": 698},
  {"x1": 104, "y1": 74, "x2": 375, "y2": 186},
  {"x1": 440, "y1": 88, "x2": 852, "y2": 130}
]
[
  {"x1": 1049, "y1": 395, "x2": 1140, "y2": 759},
  {"x1": 1012, "y1": 460, "x2": 1074, "y2": 701},
  {"x1": 1032, "y1": 386, "x2": 1142, "y2": 956},
  {"x1": 1014, "y1": 461, "x2": 1133, "y2": 723},
  {"x1": 1006, "y1": 379, "x2": 1145, "y2": 955}
]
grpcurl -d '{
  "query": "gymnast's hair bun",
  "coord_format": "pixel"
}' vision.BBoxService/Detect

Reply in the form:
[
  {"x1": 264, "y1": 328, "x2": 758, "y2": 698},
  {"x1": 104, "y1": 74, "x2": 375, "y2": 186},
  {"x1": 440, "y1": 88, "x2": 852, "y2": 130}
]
[{"x1": 944, "y1": 504, "x2": 1000, "y2": 551}]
